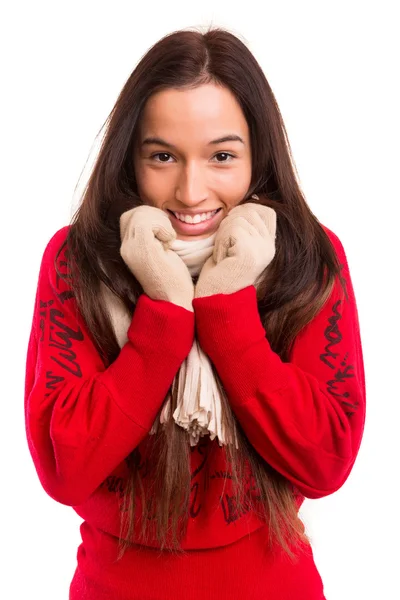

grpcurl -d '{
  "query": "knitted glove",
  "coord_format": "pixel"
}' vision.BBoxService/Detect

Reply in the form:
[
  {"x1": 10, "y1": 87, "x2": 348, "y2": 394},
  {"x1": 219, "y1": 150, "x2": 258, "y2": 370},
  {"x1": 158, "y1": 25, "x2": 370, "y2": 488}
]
[
  {"x1": 120, "y1": 205, "x2": 194, "y2": 311},
  {"x1": 194, "y1": 202, "x2": 276, "y2": 298}
]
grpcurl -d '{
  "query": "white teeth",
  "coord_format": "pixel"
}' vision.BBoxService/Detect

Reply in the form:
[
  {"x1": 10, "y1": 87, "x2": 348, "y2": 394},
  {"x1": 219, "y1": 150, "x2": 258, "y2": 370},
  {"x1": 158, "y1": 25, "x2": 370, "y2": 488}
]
[{"x1": 173, "y1": 210, "x2": 218, "y2": 224}]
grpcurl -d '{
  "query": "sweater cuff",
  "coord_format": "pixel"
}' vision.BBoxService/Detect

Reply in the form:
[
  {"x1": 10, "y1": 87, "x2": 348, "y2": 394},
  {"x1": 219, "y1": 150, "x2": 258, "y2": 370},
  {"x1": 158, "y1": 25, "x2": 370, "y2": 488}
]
[
  {"x1": 128, "y1": 294, "x2": 195, "y2": 359},
  {"x1": 193, "y1": 286, "x2": 265, "y2": 354},
  {"x1": 192, "y1": 286, "x2": 290, "y2": 401}
]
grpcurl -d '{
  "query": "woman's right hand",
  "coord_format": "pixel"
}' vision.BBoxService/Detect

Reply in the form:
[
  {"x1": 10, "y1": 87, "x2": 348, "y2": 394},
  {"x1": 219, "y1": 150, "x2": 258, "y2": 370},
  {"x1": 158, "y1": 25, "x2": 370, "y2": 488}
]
[{"x1": 120, "y1": 205, "x2": 194, "y2": 311}]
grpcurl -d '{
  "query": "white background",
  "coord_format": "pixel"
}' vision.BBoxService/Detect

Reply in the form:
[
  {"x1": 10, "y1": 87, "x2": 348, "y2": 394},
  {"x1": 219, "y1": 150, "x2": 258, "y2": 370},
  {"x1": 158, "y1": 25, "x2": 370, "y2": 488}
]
[{"x1": 2, "y1": 1, "x2": 398, "y2": 598}]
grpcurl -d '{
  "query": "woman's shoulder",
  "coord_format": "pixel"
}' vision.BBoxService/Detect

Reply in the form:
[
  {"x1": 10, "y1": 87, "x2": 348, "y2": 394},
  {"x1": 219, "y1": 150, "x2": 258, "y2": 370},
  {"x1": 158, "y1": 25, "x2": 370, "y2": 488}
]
[
  {"x1": 35, "y1": 225, "x2": 73, "y2": 295},
  {"x1": 42, "y1": 225, "x2": 70, "y2": 254},
  {"x1": 38, "y1": 225, "x2": 71, "y2": 270},
  {"x1": 320, "y1": 223, "x2": 348, "y2": 264}
]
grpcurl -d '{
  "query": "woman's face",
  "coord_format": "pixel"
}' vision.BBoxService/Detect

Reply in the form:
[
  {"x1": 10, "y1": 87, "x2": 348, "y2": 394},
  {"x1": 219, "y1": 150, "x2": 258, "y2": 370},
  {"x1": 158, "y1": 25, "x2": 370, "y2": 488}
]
[{"x1": 133, "y1": 83, "x2": 252, "y2": 241}]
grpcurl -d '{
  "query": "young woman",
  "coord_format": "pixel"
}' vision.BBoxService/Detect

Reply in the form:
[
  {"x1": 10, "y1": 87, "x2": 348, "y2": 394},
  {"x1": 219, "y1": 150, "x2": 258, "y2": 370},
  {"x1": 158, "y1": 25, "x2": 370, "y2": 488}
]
[{"x1": 25, "y1": 27, "x2": 366, "y2": 599}]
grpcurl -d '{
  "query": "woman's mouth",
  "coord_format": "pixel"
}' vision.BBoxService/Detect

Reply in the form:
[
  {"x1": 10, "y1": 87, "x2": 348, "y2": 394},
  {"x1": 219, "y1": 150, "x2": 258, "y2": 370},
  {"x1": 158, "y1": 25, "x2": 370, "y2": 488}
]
[{"x1": 167, "y1": 208, "x2": 223, "y2": 236}]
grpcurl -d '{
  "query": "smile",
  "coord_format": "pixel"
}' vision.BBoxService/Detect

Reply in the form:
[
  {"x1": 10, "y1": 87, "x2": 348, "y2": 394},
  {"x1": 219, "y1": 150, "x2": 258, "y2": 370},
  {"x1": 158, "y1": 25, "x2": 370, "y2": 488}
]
[
  {"x1": 167, "y1": 208, "x2": 223, "y2": 235},
  {"x1": 170, "y1": 209, "x2": 221, "y2": 224}
]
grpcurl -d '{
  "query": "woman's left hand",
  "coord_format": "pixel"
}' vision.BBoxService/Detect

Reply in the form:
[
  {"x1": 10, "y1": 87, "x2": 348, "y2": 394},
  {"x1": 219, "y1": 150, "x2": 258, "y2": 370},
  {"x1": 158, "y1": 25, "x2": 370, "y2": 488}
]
[{"x1": 194, "y1": 202, "x2": 277, "y2": 298}]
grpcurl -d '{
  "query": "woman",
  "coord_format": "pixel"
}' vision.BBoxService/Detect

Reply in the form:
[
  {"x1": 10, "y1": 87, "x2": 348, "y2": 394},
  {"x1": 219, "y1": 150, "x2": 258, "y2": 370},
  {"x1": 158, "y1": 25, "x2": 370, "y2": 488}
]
[{"x1": 25, "y1": 27, "x2": 366, "y2": 599}]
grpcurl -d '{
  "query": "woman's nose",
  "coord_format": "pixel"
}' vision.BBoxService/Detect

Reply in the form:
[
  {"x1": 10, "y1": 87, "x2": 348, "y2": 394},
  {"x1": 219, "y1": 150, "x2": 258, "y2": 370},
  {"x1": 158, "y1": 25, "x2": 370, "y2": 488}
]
[{"x1": 174, "y1": 163, "x2": 208, "y2": 206}]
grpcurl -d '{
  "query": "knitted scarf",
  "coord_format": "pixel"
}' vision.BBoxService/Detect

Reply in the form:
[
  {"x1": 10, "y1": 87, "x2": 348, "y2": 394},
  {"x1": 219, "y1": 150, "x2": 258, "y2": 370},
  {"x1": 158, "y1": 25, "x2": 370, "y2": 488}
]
[{"x1": 100, "y1": 233, "x2": 238, "y2": 448}]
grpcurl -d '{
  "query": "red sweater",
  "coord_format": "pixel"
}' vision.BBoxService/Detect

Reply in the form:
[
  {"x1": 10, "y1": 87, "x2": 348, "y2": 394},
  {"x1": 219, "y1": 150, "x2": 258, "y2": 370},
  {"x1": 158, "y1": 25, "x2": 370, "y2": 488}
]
[{"x1": 24, "y1": 225, "x2": 365, "y2": 600}]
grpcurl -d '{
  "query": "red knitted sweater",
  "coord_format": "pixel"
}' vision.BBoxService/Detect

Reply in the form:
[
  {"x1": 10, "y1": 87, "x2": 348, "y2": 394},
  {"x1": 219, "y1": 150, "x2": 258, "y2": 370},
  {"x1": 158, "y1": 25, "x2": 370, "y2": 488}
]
[{"x1": 24, "y1": 225, "x2": 365, "y2": 599}]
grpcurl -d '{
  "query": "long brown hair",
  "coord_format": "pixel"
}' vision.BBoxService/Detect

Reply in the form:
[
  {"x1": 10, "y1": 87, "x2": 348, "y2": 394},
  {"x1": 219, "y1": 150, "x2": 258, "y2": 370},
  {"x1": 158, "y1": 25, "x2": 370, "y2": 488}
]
[{"x1": 58, "y1": 27, "x2": 342, "y2": 562}]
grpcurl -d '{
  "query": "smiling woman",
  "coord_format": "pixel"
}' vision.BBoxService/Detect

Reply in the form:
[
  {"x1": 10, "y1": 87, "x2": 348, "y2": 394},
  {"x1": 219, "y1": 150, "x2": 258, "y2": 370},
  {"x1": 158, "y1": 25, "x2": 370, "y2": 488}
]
[
  {"x1": 24, "y1": 25, "x2": 364, "y2": 600},
  {"x1": 133, "y1": 84, "x2": 253, "y2": 240}
]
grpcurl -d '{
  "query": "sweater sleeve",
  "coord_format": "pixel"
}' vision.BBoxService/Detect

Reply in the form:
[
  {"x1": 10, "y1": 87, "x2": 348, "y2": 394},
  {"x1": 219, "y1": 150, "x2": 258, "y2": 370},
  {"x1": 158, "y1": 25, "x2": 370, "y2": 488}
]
[
  {"x1": 192, "y1": 228, "x2": 366, "y2": 499},
  {"x1": 24, "y1": 227, "x2": 195, "y2": 506}
]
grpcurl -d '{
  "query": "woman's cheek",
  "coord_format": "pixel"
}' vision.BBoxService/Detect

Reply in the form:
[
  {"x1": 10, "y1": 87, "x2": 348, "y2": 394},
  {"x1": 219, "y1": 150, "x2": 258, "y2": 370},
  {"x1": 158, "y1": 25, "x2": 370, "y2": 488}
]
[{"x1": 135, "y1": 171, "x2": 166, "y2": 209}]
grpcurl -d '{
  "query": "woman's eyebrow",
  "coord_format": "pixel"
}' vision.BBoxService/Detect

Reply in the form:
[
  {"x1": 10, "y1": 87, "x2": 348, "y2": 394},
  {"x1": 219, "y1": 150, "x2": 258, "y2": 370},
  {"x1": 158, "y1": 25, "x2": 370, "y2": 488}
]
[{"x1": 141, "y1": 134, "x2": 245, "y2": 149}]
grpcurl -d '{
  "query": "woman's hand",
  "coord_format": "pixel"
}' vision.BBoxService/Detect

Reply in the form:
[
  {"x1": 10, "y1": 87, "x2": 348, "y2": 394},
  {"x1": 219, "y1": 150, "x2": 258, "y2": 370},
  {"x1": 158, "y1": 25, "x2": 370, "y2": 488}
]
[
  {"x1": 120, "y1": 205, "x2": 195, "y2": 311},
  {"x1": 194, "y1": 202, "x2": 277, "y2": 298}
]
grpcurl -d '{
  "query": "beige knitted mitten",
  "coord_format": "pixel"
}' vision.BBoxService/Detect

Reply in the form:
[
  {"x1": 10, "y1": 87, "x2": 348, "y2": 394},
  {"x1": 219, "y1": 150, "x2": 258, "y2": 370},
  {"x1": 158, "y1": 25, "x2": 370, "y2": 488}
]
[
  {"x1": 194, "y1": 203, "x2": 277, "y2": 298},
  {"x1": 120, "y1": 205, "x2": 195, "y2": 311}
]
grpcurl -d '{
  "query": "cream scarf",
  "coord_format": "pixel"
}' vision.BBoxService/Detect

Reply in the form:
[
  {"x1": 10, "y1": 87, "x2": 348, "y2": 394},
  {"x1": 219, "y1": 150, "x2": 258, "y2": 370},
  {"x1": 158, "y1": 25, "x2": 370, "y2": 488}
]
[{"x1": 100, "y1": 233, "x2": 238, "y2": 449}]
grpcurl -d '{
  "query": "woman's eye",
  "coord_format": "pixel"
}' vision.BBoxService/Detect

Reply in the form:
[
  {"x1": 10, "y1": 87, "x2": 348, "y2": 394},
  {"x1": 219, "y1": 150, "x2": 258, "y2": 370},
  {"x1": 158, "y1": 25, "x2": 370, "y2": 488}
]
[
  {"x1": 213, "y1": 152, "x2": 235, "y2": 163},
  {"x1": 151, "y1": 152, "x2": 173, "y2": 163}
]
